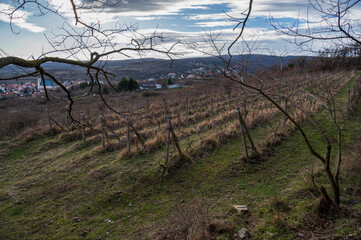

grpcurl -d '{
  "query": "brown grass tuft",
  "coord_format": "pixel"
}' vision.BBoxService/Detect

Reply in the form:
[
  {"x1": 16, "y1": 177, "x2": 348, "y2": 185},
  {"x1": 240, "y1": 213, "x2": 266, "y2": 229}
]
[
  {"x1": 88, "y1": 166, "x2": 112, "y2": 181},
  {"x1": 142, "y1": 131, "x2": 166, "y2": 154},
  {"x1": 344, "y1": 138, "x2": 361, "y2": 175},
  {"x1": 0, "y1": 110, "x2": 40, "y2": 140},
  {"x1": 155, "y1": 200, "x2": 212, "y2": 240},
  {"x1": 200, "y1": 137, "x2": 220, "y2": 152}
]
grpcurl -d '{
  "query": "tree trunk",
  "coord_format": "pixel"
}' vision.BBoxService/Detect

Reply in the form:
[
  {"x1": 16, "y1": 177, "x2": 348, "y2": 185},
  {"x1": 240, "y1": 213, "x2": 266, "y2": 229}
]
[
  {"x1": 324, "y1": 145, "x2": 340, "y2": 205},
  {"x1": 237, "y1": 108, "x2": 249, "y2": 162}
]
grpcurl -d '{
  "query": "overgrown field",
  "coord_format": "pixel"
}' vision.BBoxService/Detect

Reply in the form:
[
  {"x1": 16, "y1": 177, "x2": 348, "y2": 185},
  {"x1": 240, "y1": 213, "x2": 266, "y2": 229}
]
[{"x1": 0, "y1": 70, "x2": 361, "y2": 239}]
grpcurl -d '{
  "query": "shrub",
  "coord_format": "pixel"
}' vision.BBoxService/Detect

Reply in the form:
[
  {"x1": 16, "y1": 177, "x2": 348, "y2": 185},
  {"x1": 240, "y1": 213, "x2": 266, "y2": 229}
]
[
  {"x1": 0, "y1": 111, "x2": 40, "y2": 140},
  {"x1": 117, "y1": 77, "x2": 139, "y2": 91}
]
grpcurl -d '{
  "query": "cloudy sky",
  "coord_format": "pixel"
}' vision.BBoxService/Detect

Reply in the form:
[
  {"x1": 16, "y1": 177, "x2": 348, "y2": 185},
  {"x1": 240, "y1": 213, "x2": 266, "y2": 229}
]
[{"x1": 0, "y1": 0, "x2": 353, "y2": 60}]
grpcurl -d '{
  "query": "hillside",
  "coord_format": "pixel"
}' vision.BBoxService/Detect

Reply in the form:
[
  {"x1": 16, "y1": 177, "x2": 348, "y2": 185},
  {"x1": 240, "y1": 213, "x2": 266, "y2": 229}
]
[
  {"x1": 0, "y1": 71, "x2": 361, "y2": 239},
  {"x1": 0, "y1": 54, "x2": 302, "y2": 82}
]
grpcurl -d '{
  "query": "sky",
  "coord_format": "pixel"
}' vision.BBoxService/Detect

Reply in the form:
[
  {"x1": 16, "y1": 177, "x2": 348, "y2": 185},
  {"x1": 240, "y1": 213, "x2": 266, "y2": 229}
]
[{"x1": 0, "y1": 0, "x2": 359, "y2": 60}]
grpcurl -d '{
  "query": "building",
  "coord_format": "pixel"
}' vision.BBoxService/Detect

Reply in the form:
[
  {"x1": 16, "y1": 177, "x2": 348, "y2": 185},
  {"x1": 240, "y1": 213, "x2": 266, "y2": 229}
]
[
  {"x1": 138, "y1": 82, "x2": 162, "y2": 90},
  {"x1": 37, "y1": 77, "x2": 59, "y2": 92},
  {"x1": 168, "y1": 84, "x2": 183, "y2": 89}
]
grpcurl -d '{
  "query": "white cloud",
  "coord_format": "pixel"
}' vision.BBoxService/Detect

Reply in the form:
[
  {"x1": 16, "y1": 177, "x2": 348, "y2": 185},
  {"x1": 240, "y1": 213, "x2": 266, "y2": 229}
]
[
  {"x1": 193, "y1": 21, "x2": 236, "y2": 28},
  {"x1": 44, "y1": 0, "x2": 320, "y2": 31},
  {"x1": 135, "y1": 16, "x2": 169, "y2": 21},
  {"x1": 0, "y1": 3, "x2": 46, "y2": 33},
  {"x1": 98, "y1": 26, "x2": 290, "y2": 60},
  {"x1": 186, "y1": 13, "x2": 229, "y2": 21}
]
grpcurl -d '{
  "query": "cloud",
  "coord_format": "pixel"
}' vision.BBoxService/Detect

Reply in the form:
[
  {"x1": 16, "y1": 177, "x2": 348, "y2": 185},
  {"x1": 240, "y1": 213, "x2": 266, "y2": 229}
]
[
  {"x1": 5, "y1": 0, "x2": 353, "y2": 59},
  {"x1": 135, "y1": 16, "x2": 169, "y2": 21},
  {"x1": 45, "y1": 0, "x2": 322, "y2": 29},
  {"x1": 193, "y1": 21, "x2": 235, "y2": 28},
  {"x1": 103, "y1": 26, "x2": 289, "y2": 59},
  {"x1": 48, "y1": 0, "x2": 212, "y2": 23},
  {"x1": 87, "y1": 0, "x2": 311, "y2": 19},
  {"x1": 0, "y1": 3, "x2": 46, "y2": 33},
  {"x1": 186, "y1": 13, "x2": 229, "y2": 21}
]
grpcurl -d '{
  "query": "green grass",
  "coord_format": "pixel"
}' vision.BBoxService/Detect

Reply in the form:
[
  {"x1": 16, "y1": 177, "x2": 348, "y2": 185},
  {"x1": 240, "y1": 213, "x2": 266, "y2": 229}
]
[{"x1": 1, "y1": 72, "x2": 361, "y2": 239}]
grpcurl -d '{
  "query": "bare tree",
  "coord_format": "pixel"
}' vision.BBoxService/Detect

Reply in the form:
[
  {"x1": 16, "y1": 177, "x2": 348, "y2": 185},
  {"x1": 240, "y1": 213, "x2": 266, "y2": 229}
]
[
  {"x1": 269, "y1": 0, "x2": 361, "y2": 50},
  {"x1": 0, "y1": 0, "x2": 179, "y2": 122},
  {"x1": 196, "y1": 0, "x2": 359, "y2": 208}
]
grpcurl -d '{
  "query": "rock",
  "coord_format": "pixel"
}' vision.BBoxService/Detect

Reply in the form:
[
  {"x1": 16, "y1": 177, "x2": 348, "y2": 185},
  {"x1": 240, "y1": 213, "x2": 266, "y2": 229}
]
[
  {"x1": 233, "y1": 205, "x2": 248, "y2": 213},
  {"x1": 239, "y1": 228, "x2": 251, "y2": 239},
  {"x1": 281, "y1": 188, "x2": 293, "y2": 192}
]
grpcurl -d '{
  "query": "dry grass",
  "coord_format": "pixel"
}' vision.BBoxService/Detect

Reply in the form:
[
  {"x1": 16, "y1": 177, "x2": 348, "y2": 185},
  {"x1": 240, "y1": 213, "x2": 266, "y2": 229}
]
[
  {"x1": 142, "y1": 131, "x2": 166, "y2": 154},
  {"x1": 155, "y1": 200, "x2": 212, "y2": 240},
  {"x1": 344, "y1": 138, "x2": 361, "y2": 175},
  {"x1": 0, "y1": 111, "x2": 41, "y2": 140}
]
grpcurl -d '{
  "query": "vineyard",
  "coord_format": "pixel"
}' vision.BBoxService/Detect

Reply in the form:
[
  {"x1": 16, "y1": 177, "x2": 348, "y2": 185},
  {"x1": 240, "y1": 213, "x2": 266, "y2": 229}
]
[
  {"x1": 32, "y1": 70, "x2": 356, "y2": 171},
  {"x1": 1, "y1": 70, "x2": 361, "y2": 239}
]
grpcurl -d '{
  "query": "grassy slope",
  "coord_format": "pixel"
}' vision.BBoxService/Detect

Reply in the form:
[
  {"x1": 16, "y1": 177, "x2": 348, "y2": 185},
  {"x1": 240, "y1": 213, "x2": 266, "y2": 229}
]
[{"x1": 0, "y1": 72, "x2": 361, "y2": 239}]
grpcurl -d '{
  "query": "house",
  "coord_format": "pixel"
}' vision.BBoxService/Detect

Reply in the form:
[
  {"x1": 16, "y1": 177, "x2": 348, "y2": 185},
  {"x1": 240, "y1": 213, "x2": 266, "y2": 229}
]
[
  {"x1": 37, "y1": 77, "x2": 59, "y2": 92},
  {"x1": 6, "y1": 92, "x2": 15, "y2": 97},
  {"x1": 168, "y1": 84, "x2": 183, "y2": 89},
  {"x1": 193, "y1": 67, "x2": 205, "y2": 74},
  {"x1": 138, "y1": 82, "x2": 162, "y2": 90},
  {"x1": 167, "y1": 73, "x2": 177, "y2": 78},
  {"x1": 139, "y1": 82, "x2": 157, "y2": 90}
]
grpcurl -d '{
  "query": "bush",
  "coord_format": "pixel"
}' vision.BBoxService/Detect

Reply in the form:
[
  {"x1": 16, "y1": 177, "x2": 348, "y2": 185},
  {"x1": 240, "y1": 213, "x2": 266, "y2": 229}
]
[
  {"x1": 0, "y1": 111, "x2": 40, "y2": 140},
  {"x1": 79, "y1": 82, "x2": 89, "y2": 89},
  {"x1": 117, "y1": 77, "x2": 139, "y2": 91},
  {"x1": 102, "y1": 86, "x2": 109, "y2": 94}
]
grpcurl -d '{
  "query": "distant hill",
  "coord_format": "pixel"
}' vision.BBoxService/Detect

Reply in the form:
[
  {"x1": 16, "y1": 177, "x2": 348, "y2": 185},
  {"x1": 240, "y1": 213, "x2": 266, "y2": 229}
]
[{"x1": 0, "y1": 54, "x2": 306, "y2": 82}]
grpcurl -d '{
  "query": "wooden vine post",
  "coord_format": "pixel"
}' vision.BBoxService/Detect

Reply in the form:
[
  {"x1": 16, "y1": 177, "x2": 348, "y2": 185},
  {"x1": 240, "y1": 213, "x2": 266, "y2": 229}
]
[
  {"x1": 169, "y1": 119, "x2": 185, "y2": 159},
  {"x1": 237, "y1": 108, "x2": 249, "y2": 162},
  {"x1": 164, "y1": 117, "x2": 171, "y2": 172},
  {"x1": 283, "y1": 99, "x2": 288, "y2": 128},
  {"x1": 308, "y1": 98, "x2": 313, "y2": 112},
  {"x1": 99, "y1": 114, "x2": 105, "y2": 152},
  {"x1": 46, "y1": 108, "x2": 52, "y2": 129},
  {"x1": 65, "y1": 111, "x2": 69, "y2": 135},
  {"x1": 126, "y1": 115, "x2": 131, "y2": 155},
  {"x1": 81, "y1": 112, "x2": 85, "y2": 143},
  {"x1": 210, "y1": 98, "x2": 214, "y2": 128},
  {"x1": 347, "y1": 86, "x2": 351, "y2": 112},
  {"x1": 243, "y1": 99, "x2": 247, "y2": 116}
]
